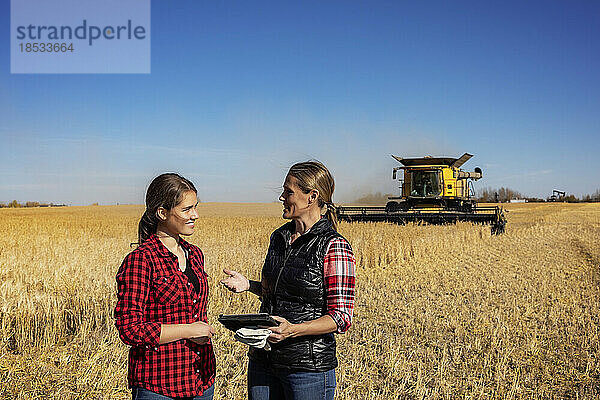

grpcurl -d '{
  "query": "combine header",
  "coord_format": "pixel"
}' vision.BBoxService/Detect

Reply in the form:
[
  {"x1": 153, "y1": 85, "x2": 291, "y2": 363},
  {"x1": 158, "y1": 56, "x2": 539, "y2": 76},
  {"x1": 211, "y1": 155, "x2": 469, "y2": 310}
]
[{"x1": 336, "y1": 153, "x2": 507, "y2": 234}]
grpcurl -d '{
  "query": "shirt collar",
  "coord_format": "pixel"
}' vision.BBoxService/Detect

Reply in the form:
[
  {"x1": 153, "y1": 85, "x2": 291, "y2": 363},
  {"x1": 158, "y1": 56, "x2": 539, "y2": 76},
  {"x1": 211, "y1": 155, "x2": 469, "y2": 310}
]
[{"x1": 146, "y1": 233, "x2": 193, "y2": 259}]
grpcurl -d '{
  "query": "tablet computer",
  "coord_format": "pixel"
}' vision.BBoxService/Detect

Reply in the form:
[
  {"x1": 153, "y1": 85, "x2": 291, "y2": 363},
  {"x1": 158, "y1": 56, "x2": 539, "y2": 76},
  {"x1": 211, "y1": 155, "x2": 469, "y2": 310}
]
[{"x1": 218, "y1": 313, "x2": 279, "y2": 332}]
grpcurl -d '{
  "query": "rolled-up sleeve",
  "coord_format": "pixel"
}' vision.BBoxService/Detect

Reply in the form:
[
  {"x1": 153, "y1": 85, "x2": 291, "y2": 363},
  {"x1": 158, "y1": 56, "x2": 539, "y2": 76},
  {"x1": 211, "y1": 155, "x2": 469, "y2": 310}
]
[
  {"x1": 323, "y1": 238, "x2": 356, "y2": 333},
  {"x1": 114, "y1": 251, "x2": 161, "y2": 347}
]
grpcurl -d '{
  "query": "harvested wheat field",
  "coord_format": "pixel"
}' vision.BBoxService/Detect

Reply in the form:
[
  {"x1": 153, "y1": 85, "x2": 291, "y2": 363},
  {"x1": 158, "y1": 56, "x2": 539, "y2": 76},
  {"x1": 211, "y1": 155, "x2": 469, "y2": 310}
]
[{"x1": 0, "y1": 202, "x2": 599, "y2": 399}]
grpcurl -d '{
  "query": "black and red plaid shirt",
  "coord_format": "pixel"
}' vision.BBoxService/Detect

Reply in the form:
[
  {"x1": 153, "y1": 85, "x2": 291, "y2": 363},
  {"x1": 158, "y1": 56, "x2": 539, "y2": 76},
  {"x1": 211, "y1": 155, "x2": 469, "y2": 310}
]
[
  {"x1": 323, "y1": 237, "x2": 356, "y2": 333},
  {"x1": 114, "y1": 234, "x2": 215, "y2": 398}
]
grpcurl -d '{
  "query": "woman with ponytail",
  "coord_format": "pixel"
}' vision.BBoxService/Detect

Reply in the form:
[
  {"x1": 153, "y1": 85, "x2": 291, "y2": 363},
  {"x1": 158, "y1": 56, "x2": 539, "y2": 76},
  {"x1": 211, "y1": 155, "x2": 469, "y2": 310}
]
[
  {"x1": 221, "y1": 161, "x2": 356, "y2": 400},
  {"x1": 115, "y1": 173, "x2": 216, "y2": 400}
]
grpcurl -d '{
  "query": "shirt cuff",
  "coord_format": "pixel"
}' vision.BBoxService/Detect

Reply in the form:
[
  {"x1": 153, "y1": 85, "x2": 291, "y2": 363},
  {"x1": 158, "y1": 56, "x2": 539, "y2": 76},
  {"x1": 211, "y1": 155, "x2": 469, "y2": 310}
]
[
  {"x1": 327, "y1": 310, "x2": 351, "y2": 334},
  {"x1": 142, "y1": 322, "x2": 162, "y2": 347}
]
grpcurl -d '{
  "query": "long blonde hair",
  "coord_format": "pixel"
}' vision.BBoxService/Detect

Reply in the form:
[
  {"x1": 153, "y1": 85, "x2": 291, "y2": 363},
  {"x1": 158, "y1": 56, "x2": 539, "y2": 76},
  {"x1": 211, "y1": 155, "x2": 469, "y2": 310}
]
[{"x1": 287, "y1": 161, "x2": 337, "y2": 231}]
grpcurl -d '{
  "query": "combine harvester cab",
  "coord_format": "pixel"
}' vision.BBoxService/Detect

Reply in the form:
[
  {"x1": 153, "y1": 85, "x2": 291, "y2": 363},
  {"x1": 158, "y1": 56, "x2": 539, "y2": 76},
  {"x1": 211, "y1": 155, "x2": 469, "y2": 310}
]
[{"x1": 336, "y1": 153, "x2": 507, "y2": 234}]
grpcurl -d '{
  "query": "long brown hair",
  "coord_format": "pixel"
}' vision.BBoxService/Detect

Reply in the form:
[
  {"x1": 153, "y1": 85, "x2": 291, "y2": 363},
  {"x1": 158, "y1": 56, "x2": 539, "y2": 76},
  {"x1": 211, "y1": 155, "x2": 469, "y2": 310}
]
[
  {"x1": 138, "y1": 173, "x2": 197, "y2": 244},
  {"x1": 287, "y1": 161, "x2": 338, "y2": 231}
]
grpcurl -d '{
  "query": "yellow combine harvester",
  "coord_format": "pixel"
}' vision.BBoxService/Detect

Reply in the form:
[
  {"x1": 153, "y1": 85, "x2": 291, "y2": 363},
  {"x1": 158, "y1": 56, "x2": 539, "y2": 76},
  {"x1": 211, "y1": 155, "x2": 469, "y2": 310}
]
[{"x1": 336, "y1": 153, "x2": 507, "y2": 234}]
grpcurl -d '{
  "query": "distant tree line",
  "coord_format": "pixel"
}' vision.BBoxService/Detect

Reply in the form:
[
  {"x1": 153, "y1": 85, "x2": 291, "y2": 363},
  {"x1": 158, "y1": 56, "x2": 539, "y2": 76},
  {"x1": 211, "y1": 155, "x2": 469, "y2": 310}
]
[
  {"x1": 477, "y1": 188, "x2": 600, "y2": 203},
  {"x1": 0, "y1": 200, "x2": 66, "y2": 208},
  {"x1": 581, "y1": 189, "x2": 600, "y2": 203},
  {"x1": 478, "y1": 187, "x2": 522, "y2": 203}
]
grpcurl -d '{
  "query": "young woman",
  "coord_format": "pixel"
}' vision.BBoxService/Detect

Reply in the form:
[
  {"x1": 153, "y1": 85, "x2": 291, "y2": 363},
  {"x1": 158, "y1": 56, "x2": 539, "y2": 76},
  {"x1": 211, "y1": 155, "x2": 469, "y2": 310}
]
[
  {"x1": 115, "y1": 173, "x2": 216, "y2": 400},
  {"x1": 221, "y1": 161, "x2": 356, "y2": 400}
]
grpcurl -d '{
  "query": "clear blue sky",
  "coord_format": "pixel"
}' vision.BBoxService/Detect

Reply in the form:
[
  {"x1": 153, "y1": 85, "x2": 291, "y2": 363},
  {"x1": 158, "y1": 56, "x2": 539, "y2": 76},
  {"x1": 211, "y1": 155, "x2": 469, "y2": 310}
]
[{"x1": 2, "y1": 0, "x2": 599, "y2": 204}]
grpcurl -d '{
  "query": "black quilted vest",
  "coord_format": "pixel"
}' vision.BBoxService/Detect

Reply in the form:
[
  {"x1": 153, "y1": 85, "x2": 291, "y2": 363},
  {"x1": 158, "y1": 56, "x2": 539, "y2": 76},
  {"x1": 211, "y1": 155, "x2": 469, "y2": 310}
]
[{"x1": 248, "y1": 218, "x2": 342, "y2": 372}]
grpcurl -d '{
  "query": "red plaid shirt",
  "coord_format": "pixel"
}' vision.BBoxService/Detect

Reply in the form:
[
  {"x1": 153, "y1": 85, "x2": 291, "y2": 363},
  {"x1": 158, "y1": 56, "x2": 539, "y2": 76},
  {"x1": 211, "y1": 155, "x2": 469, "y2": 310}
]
[
  {"x1": 114, "y1": 234, "x2": 215, "y2": 398},
  {"x1": 323, "y1": 237, "x2": 356, "y2": 333}
]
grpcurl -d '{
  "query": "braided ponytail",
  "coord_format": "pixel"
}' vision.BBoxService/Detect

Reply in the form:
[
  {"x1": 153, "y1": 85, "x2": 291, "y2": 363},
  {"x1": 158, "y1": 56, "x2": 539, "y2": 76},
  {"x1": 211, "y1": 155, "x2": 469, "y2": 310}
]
[
  {"x1": 324, "y1": 202, "x2": 338, "y2": 232},
  {"x1": 138, "y1": 209, "x2": 160, "y2": 245}
]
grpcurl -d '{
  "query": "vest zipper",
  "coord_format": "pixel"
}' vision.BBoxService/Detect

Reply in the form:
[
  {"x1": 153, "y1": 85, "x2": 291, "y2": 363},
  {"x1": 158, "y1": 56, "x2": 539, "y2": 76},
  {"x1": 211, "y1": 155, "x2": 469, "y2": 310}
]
[{"x1": 270, "y1": 245, "x2": 293, "y2": 315}]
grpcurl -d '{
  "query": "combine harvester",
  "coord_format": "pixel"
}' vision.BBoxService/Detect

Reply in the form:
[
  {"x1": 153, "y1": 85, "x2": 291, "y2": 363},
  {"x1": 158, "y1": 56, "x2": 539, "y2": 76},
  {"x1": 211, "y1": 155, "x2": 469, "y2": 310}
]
[{"x1": 336, "y1": 153, "x2": 507, "y2": 234}]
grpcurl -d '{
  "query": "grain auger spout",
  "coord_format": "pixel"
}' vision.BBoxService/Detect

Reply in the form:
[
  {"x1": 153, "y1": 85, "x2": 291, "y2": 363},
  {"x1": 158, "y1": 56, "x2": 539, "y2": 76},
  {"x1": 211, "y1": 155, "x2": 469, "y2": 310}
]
[{"x1": 336, "y1": 153, "x2": 507, "y2": 234}]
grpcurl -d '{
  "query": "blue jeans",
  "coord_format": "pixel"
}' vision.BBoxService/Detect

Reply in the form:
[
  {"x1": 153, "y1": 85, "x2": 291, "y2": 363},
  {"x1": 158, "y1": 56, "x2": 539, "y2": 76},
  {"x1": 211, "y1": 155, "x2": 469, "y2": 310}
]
[
  {"x1": 248, "y1": 360, "x2": 336, "y2": 400},
  {"x1": 132, "y1": 384, "x2": 214, "y2": 400}
]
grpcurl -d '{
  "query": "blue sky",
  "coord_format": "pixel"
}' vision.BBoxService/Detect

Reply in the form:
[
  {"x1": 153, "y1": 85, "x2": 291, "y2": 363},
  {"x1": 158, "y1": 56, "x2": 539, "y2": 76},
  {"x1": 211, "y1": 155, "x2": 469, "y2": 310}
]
[{"x1": 1, "y1": 0, "x2": 599, "y2": 204}]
